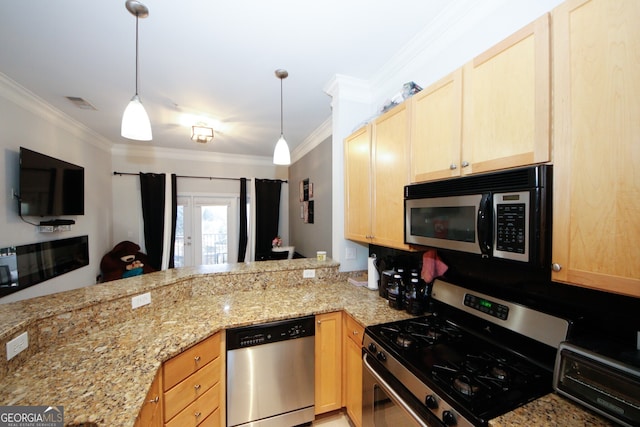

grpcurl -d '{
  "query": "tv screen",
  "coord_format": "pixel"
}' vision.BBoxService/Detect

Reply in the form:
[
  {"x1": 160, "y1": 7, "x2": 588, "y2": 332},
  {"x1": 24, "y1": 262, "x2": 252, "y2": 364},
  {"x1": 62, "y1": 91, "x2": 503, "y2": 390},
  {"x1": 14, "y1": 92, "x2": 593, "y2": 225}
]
[{"x1": 19, "y1": 147, "x2": 84, "y2": 216}]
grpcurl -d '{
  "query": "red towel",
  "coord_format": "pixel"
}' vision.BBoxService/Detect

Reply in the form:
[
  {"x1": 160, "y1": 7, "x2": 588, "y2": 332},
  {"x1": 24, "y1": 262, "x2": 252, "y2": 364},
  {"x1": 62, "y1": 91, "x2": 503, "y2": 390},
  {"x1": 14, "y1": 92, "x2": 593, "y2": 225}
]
[{"x1": 421, "y1": 249, "x2": 448, "y2": 283}]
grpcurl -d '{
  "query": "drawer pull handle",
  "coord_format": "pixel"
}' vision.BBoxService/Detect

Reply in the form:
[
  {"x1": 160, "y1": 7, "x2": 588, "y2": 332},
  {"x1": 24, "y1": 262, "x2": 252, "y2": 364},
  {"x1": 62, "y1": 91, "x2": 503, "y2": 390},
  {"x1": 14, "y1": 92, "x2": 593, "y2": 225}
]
[
  {"x1": 194, "y1": 412, "x2": 202, "y2": 418},
  {"x1": 194, "y1": 356, "x2": 201, "y2": 362},
  {"x1": 148, "y1": 396, "x2": 159, "y2": 404},
  {"x1": 194, "y1": 384, "x2": 201, "y2": 391}
]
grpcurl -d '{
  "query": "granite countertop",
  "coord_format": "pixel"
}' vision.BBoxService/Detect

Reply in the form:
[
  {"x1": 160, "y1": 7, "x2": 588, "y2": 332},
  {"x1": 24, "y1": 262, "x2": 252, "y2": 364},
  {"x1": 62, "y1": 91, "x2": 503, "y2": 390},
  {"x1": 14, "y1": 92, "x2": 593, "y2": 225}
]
[
  {"x1": 0, "y1": 259, "x2": 413, "y2": 426},
  {"x1": 490, "y1": 393, "x2": 616, "y2": 427},
  {"x1": 0, "y1": 259, "x2": 614, "y2": 427}
]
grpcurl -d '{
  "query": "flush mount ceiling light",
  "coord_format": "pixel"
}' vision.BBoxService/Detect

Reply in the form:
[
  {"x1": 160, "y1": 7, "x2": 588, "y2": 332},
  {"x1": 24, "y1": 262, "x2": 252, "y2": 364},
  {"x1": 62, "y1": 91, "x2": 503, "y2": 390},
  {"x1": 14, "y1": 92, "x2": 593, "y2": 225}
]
[
  {"x1": 121, "y1": 0, "x2": 152, "y2": 141},
  {"x1": 273, "y1": 69, "x2": 291, "y2": 165},
  {"x1": 191, "y1": 125, "x2": 214, "y2": 143}
]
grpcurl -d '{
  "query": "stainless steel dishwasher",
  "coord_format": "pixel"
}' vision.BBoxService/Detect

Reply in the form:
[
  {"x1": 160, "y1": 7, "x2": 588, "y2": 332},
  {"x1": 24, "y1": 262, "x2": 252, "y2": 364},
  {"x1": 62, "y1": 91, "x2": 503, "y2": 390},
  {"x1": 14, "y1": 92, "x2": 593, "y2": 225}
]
[{"x1": 226, "y1": 316, "x2": 315, "y2": 427}]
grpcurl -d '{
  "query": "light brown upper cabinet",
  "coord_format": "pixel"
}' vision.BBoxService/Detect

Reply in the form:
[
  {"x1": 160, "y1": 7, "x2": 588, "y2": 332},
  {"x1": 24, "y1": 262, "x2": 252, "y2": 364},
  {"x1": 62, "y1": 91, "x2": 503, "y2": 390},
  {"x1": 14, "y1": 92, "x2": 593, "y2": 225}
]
[
  {"x1": 344, "y1": 125, "x2": 372, "y2": 244},
  {"x1": 410, "y1": 14, "x2": 550, "y2": 183},
  {"x1": 551, "y1": 0, "x2": 640, "y2": 298},
  {"x1": 345, "y1": 103, "x2": 412, "y2": 250},
  {"x1": 410, "y1": 69, "x2": 463, "y2": 182},
  {"x1": 461, "y1": 13, "x2": 551, "y2": 176}
]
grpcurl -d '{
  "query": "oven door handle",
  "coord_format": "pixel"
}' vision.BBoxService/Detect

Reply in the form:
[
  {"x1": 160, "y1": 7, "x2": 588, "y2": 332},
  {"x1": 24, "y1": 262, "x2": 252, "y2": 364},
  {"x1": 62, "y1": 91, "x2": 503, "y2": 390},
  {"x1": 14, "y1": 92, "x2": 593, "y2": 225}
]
[{"x1": 363, "y1": 353, "x2": 431, "y2": 427}]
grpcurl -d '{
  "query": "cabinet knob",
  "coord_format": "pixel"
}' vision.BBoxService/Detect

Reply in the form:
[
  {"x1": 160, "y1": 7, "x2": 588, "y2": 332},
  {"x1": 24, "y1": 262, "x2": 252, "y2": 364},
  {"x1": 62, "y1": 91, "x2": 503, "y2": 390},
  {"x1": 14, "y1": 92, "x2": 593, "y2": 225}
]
[
  {"x1": 552, "y1": 263, "x2": 562, "y2": 272},
  {"x1": 148, "y1": 396, "x2": 159, "y2": 404},
  {"x1": 194, "y1": 412, "x2": 202, "y2": 418},
  {"x1": 461, "y1": 161, "x2": 470, "y2": 168},
  {"x1": 449, "y1": 164, "x2": 457, "y2": 170},
  {"x1": 194, "y1": 384, "x2": 201, "y2": 391},
  {"x1": 317, "y1": 320, "x2": 321, "y2": 324},
  {"x1": 353, "y1": 330, "x2": 358, "y2": 335},
  {"x1": 194, "y1": 356, "x2": 201, "y2": 363}
]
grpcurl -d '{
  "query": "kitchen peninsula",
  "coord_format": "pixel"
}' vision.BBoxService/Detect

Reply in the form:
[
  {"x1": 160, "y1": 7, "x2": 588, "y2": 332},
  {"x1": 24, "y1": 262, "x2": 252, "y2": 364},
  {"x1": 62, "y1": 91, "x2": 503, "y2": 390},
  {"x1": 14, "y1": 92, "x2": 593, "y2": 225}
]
[{"x1": 0, "y1": 259, "x2": 612, "y2": 426}]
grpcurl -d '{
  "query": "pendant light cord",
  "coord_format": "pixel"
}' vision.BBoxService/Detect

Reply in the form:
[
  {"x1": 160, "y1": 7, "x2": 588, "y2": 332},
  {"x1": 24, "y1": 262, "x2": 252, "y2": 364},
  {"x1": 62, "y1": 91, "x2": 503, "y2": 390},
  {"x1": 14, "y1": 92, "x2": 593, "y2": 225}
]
[
  {"x1": 135, "y1": 14, "x2": 140, "y2": 96},
  {"x1": 280, "y1": 76, "x2": 284, "y2": 136}
]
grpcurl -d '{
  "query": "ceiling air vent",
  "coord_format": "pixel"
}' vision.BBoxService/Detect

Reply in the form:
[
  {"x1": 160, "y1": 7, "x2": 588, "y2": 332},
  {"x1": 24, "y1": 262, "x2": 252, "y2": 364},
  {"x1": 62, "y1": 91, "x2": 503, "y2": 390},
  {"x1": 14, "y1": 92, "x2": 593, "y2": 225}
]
[{"x1": 65, "y1": 96, "x2": 97, "y2": 110}]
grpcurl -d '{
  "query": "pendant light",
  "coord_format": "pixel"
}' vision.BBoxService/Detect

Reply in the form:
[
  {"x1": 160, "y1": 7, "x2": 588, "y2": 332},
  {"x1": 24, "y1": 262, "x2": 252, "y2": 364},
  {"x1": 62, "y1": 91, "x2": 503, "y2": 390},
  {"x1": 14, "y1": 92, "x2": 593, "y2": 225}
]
[
  {"x1": 121, "y1": 0, "x2": 152, "y2": 141},
  {"x1": 273, "y1": 69, "x2": 291, "y2": 165}
]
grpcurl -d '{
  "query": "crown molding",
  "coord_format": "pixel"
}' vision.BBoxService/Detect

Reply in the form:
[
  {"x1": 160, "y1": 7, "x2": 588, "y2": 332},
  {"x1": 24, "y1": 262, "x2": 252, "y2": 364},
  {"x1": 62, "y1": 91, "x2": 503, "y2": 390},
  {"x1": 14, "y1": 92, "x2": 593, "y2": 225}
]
[
  {"x1": 110, "y1": 143, "x2": 275, "y2": 166},
  {"x1": 323, "y1": 74, "x2": 372, "y2": 105},
  {"x1": 291, "y1": 116, "x2": 332, "y2": 163},
  {"x1": 0, "y1": 72, "x2": 113, "y2": 153}
]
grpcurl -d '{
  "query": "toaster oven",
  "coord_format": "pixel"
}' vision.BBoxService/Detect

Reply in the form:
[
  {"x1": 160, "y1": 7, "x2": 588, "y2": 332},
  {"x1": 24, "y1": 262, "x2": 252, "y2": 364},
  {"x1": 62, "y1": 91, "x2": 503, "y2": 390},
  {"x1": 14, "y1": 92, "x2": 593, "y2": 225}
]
[{"x1": 554, "y1": 340, "x2": 640, "y2": 427}]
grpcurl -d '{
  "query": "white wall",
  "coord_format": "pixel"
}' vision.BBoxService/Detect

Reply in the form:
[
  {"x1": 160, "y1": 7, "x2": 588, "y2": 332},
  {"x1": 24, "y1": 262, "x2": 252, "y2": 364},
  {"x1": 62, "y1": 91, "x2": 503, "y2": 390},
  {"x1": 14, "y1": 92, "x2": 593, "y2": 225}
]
[
  {"x1": 110, "y1": 145, "x2": 289, "y2": 255},
  {"x1": 328, "y1": 0, "x2": 565, "y2": 272},
  {"x1": 0, "y1": 74, "x2": 113, "y2": 303}
]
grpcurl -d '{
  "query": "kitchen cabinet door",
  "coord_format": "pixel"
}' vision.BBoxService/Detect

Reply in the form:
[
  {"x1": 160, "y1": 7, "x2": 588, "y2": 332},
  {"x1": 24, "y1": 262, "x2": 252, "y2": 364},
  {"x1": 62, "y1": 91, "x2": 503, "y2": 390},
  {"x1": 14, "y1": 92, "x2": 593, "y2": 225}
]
[
  {"x1": 343, "y1": 103, "x2": 412, "y2": 251},
  {"x1": 343, "y1": 313, "x2": 364, "y2": 427},
  {"x1": 315, "y1": 311, "x2": 343, "y2": 414},
  {"x1": 461, "y1": 13, "x2": 550, "y2": 175},
  {"x1": 410, "y1": 69, "x2": 463, "y2": 183},
  {"x1": 551, "y1": 0, "x2": 640, "y2": 297},
  {"x1": 370, "y1": 102, "x2": 412, "y2": 250},
  {"x1": 344, "y1": 125, "x2": 372, "y2": 243},
  {"x1": 135, "y1": 370, "x2": 162, "y2": 427}
]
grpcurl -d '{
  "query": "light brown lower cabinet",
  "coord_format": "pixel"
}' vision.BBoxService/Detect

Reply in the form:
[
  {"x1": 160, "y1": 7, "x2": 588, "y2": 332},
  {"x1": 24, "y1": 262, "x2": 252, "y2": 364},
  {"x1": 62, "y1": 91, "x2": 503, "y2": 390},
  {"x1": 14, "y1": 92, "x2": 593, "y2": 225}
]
[
  {"x1": 137, "y1": 332, "x2": 224, "y2": 427},
  {"x1": 315, "y1": 311, "x2": 343, "y2": 415},
  {"x1": 343, "y1": 312, "x2": 365, "y2": 427},
  {"x1": 135, "y1": 370, "x2": 162, "y2": 427}
]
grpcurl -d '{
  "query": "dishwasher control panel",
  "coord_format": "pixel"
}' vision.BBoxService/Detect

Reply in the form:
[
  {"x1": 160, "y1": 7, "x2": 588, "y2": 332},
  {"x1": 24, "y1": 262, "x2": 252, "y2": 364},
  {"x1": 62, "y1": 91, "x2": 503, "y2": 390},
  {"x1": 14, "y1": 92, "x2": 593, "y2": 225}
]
[{"x1": 226, "y1": 316, "x2": 315, "y2": 350}]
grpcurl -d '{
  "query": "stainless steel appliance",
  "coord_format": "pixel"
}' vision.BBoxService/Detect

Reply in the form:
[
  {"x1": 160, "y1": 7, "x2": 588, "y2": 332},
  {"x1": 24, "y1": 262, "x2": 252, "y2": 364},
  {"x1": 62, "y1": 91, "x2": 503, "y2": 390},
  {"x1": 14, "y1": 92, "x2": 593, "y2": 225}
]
[
  {"x1": 363, "y1": 279, "x2": 575, "y2": 427},
  {"x1": 404, "y1": 165, "x2": 552, "y2": 269},
  {"x1": 226, "y1": 316, "x2": 315, "y2": 427},
  {"x1": 554, "y1": 340, "x2": 640, "y2": 427}
]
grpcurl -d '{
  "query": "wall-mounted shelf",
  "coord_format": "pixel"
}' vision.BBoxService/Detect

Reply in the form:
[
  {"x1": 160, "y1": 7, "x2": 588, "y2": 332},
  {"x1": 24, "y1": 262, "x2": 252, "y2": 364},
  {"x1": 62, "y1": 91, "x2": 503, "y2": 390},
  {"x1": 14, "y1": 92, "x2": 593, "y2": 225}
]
[{"x1": 37, "y1": 219, "x2": 75, "y2": 233}]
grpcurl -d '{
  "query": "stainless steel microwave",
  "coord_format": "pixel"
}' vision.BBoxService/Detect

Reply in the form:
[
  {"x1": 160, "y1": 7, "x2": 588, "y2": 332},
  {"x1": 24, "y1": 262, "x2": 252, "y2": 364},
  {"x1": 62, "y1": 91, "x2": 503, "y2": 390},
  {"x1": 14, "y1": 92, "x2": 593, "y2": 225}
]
[{"x1": 404, "y1": 165, "x2": 552, "y2": 268}]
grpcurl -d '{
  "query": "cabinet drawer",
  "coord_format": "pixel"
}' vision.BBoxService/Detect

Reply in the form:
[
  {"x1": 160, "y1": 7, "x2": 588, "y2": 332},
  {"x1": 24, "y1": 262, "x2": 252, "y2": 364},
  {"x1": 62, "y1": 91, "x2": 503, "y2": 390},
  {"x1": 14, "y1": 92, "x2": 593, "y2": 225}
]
[
  {"x1": 165, "y1": 381, "x2": 220, "y2": 427},
  {"x1": 164, "y1": 357, "x2": 221, "y2": 421},
  {"x1": 198, "y1": 408, "x2": 220, "y2": 427},
  {"x1": 163, "y1": 333, "x2": 221, "y2": 391},
  {"x1": 344, "y1": 314, "x2": 364, "y2": 347}
]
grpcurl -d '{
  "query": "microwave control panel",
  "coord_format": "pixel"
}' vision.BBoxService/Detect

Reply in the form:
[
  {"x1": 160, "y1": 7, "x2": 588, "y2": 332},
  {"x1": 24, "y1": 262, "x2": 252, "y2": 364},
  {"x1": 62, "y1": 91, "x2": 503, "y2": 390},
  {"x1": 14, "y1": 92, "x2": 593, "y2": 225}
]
[{"x1": 493, "y1": 191, "x2": 529, "y2": 262}]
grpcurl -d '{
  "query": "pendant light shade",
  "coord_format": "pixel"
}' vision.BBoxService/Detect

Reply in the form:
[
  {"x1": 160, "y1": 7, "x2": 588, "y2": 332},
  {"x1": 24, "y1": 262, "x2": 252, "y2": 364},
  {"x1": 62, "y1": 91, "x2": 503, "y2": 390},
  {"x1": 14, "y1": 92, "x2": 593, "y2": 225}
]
[
  {"x1": 121, "y1": 0, "x2": 152, "y2": 141},
  {"x1": 121, "y1": 94, "x2": 152, "y2": 140},
  {"x1": 273, "y1": 134, "x2": 291, "y2": 165},
  {"x1": 273, "y1": 69, "x2": 291, "y2": 165}
]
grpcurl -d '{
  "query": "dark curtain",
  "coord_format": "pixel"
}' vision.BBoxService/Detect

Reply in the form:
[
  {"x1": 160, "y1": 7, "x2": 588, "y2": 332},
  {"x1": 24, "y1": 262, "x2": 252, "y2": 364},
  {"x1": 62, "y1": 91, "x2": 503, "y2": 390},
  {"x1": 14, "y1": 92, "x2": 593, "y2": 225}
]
[
  {"x1": 255, "y1": 179, "x2": 282, "y2": 261},
  {"x1": 168, "y1": 174, "x2": 177, "y2": 268},
  {"x1": 139, "y1": 172, "x2": 165, "y2": 270},
  {"x1": 237, "y1": 178, "x2": 248, "y2": 262}
]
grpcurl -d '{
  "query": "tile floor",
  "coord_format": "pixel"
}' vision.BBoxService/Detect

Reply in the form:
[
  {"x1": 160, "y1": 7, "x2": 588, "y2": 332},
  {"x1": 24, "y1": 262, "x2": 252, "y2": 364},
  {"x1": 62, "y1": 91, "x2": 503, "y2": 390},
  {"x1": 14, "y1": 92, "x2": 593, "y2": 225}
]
[{"x1": 312, "y1": 411, "x2": 352, "y2": 427}]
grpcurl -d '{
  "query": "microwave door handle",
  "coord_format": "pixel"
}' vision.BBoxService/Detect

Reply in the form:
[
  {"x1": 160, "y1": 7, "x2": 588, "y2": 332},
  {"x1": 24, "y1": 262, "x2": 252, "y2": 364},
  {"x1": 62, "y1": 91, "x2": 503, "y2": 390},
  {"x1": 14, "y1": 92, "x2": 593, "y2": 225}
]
[{"x1": 477, "y1": 193, "x2": 492, "y2": 256}]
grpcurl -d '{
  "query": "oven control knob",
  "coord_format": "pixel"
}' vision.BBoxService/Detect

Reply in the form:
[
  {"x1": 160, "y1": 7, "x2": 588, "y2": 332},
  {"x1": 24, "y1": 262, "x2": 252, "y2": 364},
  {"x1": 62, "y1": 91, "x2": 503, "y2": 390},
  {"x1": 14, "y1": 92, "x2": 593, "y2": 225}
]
[
  {"x1": 425, "y1": 394, "x2": 438, "y2": 409},
  {"x1": 368, "y1": 343, "x2": 377, "y2": 353},
  {"x1": 442, "y1": 410, "x2": 457, "y2": 426},
  {"x1": 376, "y1": 351, "x2": 386, "y2": 362}
]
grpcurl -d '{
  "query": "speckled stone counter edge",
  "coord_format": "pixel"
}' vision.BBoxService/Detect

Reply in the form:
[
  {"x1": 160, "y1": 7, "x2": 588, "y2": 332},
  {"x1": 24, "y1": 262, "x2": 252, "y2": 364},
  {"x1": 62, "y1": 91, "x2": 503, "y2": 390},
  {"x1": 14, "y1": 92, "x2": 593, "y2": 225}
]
[{"x1": 0, "y1": 258, "x2": 340, "y2": 382}]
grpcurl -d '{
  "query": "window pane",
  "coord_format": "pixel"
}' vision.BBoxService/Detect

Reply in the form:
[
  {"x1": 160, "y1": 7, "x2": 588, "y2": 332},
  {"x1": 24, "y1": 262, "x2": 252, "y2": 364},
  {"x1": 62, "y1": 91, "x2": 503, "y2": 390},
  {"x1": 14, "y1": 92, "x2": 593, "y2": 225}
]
[{"x1": 201, "y1": 205, "x2": 228, "y2": 265}]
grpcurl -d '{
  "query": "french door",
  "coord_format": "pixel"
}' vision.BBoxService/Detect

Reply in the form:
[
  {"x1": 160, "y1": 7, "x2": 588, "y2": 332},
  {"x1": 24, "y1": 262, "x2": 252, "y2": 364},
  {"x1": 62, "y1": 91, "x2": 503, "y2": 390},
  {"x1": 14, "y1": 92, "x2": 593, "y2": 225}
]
[{"x1": 175, "y1": 195, "x2": 239, "y2": 267}]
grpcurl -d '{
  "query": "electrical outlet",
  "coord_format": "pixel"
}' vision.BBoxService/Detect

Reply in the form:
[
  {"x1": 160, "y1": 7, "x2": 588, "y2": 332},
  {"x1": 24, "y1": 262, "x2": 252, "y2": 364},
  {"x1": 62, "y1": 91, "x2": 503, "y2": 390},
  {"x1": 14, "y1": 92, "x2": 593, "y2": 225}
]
[
  {"x1": 6, "y1": 332, "x2": 28, "y2": 361},
  {"x1": 303, "y1": 269, "x2": 315, "y2": 278},
  {"x1": 345, "y1": 246, "x2": 356, "y2": 260},
  {"x1": 131, "y1": 292, "x2": 151, "y2": 309}
]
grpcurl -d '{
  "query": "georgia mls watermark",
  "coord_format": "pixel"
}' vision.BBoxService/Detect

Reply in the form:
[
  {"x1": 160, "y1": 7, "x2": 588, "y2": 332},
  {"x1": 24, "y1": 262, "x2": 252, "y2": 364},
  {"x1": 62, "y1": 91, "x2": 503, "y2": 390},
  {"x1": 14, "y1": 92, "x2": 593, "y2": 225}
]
[{"x1": 0, "y1": 406, "x2": 63, "y2": 427}]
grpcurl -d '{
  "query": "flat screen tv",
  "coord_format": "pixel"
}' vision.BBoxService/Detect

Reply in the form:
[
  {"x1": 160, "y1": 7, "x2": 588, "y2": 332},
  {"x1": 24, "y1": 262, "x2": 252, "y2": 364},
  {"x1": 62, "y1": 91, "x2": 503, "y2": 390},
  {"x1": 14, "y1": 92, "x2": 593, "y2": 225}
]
[{"x1": 19, "y1": 147, "x2": 84, "y2": 216}]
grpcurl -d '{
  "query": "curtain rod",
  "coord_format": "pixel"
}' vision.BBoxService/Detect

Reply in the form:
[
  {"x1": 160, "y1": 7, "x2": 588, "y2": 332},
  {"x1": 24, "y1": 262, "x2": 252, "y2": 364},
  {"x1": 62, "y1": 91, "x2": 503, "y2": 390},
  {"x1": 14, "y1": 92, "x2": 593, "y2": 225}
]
[{"x1": 112, "y1": 172, "x2": 287, "y2": 183}]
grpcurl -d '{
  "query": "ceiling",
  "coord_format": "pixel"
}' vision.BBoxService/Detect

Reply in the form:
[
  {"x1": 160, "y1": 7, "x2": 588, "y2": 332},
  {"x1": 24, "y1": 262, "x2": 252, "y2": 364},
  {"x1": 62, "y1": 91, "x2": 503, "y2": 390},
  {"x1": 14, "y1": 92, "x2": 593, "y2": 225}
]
[{"x1": 0, "y1": 1, "x2": 459, "y2": 160}]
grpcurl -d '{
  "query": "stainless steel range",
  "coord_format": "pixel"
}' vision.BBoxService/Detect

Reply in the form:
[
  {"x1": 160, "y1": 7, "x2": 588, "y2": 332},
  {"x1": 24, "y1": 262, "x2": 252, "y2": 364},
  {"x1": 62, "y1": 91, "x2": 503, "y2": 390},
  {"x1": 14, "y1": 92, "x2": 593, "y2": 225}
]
[{"x1": 362, "y1": 279, "x2": 575, "y2": 427}]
